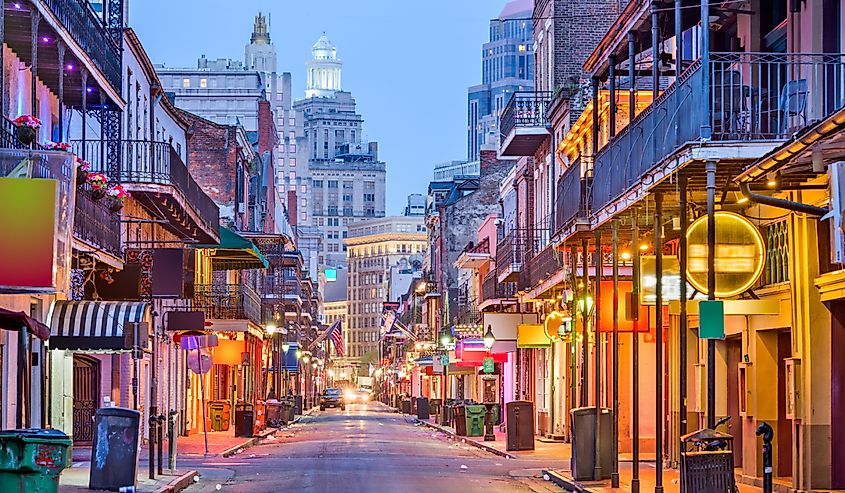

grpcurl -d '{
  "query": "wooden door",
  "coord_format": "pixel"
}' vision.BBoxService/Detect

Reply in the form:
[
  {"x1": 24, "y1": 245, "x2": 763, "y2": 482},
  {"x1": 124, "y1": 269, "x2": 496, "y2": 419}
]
[
  {"x1": 725, "y1": 337, "x2": 743, "y2": 466},
  {"x1": 777, "y1": 331, "x2": 793, "y2": 478},
  {"x1": 73, "y1": 355, "x2": 100, "y2": 443}
]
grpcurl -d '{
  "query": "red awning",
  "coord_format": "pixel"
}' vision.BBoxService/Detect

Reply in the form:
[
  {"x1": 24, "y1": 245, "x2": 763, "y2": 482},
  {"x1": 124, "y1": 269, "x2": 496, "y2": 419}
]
[
  {"x1": 456, "y1": 351, "x2": 507, "y2": 367},
  {"x1": 0, "y1": 307, "x2": 50, "y2": 340}
]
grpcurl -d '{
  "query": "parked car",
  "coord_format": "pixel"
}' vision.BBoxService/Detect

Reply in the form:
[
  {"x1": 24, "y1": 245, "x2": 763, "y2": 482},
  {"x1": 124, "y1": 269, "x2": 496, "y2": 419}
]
[
  {"x1": 345, "y1": 388, "x2": 371, "y2": 403},
  {"x1": 319, "y1": 388, "x2": 346, "y2": 411}
]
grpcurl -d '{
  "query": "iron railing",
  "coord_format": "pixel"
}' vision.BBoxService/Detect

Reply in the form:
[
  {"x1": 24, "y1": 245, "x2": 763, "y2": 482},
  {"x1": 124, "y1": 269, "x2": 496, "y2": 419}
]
[
  {"x1": 260, "y1": 275, "x2": 303, "y2": 299},
  {"x1": 481, "y1": 271, "x2": 517, "y2": 301},
  {"x1": 500, "y1": 91, "x2": 554, "y2": 141},
  {"x1": 555, "y1": 157, "x2": 590, "y2": 233},
  {"x1": 73, "y1": 185, "x2": 121, "y2": 258},
  {"x1": 73, "y1": 140, "x2": 219, "y2": 234},
  {"x1": 40, "y1": 0, "x2": 122, "y2": 92},
  {"x1": 0, "y1": 117, "x2": 46, "y2": 150},
  {"x1": 591, "y1": 52, "x2": 845, "y2": 215},
  {"x1": 523, "y1": 244, "x2": 566, "y2": 291},
  {"x1": 193, "y1": 283, "x2": 261, "y2": 324}
]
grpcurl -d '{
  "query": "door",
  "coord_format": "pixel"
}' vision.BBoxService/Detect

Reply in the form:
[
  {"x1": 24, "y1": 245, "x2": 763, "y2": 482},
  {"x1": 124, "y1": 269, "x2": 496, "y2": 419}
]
[
  {"x1": 73, "y1": 355, "x2": 100, "y2": 443},
  {"x1": 725, "y1": 337, "x2": 744, "y2": 466},
  {"x1": 776, "y1": 331, "x2": 793, "y2": 478}
]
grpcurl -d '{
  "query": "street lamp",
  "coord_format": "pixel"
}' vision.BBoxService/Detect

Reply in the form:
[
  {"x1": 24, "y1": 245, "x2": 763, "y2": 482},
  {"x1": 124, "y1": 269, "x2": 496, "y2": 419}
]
[
  {"x1": 440, "y1": 327, "x2": 453, "y2": 349},
  {"x1": 482, "y1": 324, "x2": 496, "y2": 441},
  {"x1": 438, "y1": 327, "x2": 453, "y2": 425},
  {"x1": 483, "y1": 325, "x2": 495, "y2": 350}
]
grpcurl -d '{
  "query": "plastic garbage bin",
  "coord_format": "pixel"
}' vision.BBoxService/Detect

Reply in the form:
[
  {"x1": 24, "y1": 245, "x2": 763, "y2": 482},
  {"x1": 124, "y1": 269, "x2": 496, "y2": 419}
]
[
  {"x1": 88, "y1": 407, "x2": 141, "y2": 491},
  {"x1": 465, "y1": 404, "x2": 486, "y2": 437},
  {"x1": 429, "y1": 399, "x2": 442, "y2": 419},
  {"x1": 284, "y1": 398, "x2": 296, "y2": 422},
  {"x1": 453, "y1": 404, "x2": 468, "y2": 436},
  {"x1": 401, "y1": 398, "x2": 412, "y2": 414},
  {"x1": 570, "y1": 407, "x2": 613, "y2": 481},
  {"x1": 208, "y1": 400, "x2": 231, "y2": 432},
  {"x1": 416, "y1": 397, "x2": 430, "y2": 420},
  {"x1": 234, "y1": 402, "x2": 255, "y2": 437},
  {"x1": 0, "y1": 428, "x2": 71, "y2": 493},
  {"x1": 506, "y1": 401, "x2": 535, "y2": 451},
  {"x1": 266, "y1": 401, "x2": 285, "y2": 428},
  {"x1": 293, "y1": 395, "x2": 303, "y2": 415}
]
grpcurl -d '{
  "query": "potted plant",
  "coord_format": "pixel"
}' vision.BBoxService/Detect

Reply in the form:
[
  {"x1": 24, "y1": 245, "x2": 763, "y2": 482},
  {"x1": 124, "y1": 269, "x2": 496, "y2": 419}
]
[
  {"x1": 75, "y1": 157, "x2": 91, "y2": 186},
  {"x1": 105, "y1": 183, "x2": 130, "y2": 212},
  {"x1": 45, "y1": 141, "x2": 71, "y2": 152},
  {"x1": 12, "y1": 115, "x2": 42, "y2": 146},
  {"x1": 87, "y1": 172, "x2": 110, "y2": 200}
]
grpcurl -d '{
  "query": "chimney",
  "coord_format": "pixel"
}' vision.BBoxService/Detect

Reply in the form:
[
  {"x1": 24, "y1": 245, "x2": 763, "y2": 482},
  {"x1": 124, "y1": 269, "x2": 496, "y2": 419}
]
[
  {"x1": 257, "y1": 100, "x2": 274, "y2": 155},
  {"x1": 287, "y1": 190, "x2": 298, "y2": 228}
]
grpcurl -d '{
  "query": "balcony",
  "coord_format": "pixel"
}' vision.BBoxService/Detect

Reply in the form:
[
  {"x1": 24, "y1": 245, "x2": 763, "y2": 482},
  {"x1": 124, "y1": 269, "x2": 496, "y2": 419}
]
[
  {"x1": 591, "y1": 52, "x2": 845, "y2": 217},
  {"x1": 496, "y1": 229, "x2": 545, "y2": 283},
  {"x1": 75, "y1": 140, "x2": 219, "y2": 244},
  {"x1": 73, "y1": 185, "x2": 121, "y2": 260},
  {"x1": 193, "y1": 283, "x2": 261, "y2": 325},
  {"x1": 555, "y1": 158, "x2": 591, "y2": 236},
  {"x1": 480, "y1": 272, "x2": 517, "y2": 306},
  {"x1": 522, "y1": 244, "x2": 566, "y2": 294},
  {"x1": 499, "y1": 91, "x2": 553, "y2": 156},
  {"x1": 455, "y1": 237, "x2": 491, "y2": 270}
]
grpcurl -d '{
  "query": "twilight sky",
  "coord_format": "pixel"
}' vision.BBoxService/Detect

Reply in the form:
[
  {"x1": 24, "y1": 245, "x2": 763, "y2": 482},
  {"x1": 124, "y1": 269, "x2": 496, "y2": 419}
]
[{"x1": 130, "y1": 0, "x2": 507, "y2": 215}]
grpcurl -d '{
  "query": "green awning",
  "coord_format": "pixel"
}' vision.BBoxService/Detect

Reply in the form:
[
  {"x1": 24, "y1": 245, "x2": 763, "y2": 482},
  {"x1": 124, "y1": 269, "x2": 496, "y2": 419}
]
[{"x1": 192, "y1": 227, "x2": 269, "y2": 271}]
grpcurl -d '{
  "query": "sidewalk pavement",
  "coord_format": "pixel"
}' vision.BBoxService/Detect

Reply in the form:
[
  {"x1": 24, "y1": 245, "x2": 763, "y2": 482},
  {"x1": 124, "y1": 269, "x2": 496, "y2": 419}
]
[{"x1": 61, "y1": 408, "x2": 317, "y2": 492}]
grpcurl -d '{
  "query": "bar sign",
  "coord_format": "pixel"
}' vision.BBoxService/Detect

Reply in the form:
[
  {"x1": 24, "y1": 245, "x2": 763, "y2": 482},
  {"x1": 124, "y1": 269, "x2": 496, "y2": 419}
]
[{"x1": 699, "y1": 300, "x2": 725, "y2": 339}]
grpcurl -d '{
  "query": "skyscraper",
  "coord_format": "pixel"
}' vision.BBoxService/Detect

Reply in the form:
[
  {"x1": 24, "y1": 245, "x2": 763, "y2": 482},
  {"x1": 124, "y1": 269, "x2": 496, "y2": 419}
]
[
  {"x1": 466, "y1": 0, "x2": 534, "y2": 161},
  {"x1": 294, "y1": 34, "x2": 386, "y2": 269}
]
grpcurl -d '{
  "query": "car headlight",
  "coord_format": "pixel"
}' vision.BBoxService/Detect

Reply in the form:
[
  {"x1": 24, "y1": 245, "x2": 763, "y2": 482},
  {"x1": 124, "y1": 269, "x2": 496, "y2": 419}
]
[
  {"x1": 361, "y1": 394, "x2": 370, "y2": 401},
  {"x1": 345, "y1": 392, "x2": 356, "y2": 401}
]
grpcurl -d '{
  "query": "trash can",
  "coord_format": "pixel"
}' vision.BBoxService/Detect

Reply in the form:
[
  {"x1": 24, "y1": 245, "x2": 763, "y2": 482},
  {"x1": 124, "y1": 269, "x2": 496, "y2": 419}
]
[
  {"x1": 401, "y1": 398, "x2": 412, "y2": 414},
  {"x1": 430, "y1": 399, "x2": 442, "y2": 419},
  {"x1": 453, "y1": 404, "x2": 468, "y2": 436},
  {"x1": 416, "y1": 397, "x2": 430, "y2": 420},
  {"x1": 88, "y1": 407, "x2": 141, "y2": 491},
  {"x1": 411, "y1": 396, "x2": 418, "y2": 414},
  {"x1": 0, "y1": 428, "x2": 72, "y2": 493},
  {"x1": 465, "y1": 404, "x2": 486, "y2": 437},
  {"x1": 506, "y1": 401, "x2": 535, "y2": 451},
  {"x1": 444, "y1": 399, "x2": 456, "y2": 427},
  {"x1": 284, "y1": 398, "x2": 296, "y2": 422},
  {"x1": 266, "y1": 401, "x2": 285, "y2": 428},
  {"x1": 570, "y1": 407, "x2": 613, "y2": 481},
  {"x1": 234, "y1": 402, "x2": 255, "y2": 437},
  {"x1": 208, "y1": 400, "x2": 231, "y2": 432},
  {"x1": 293, "y1": 395, "x2": 303, "y2": 415},
  {"x1": 492, "y1": 403, "x2": 501, "y2": 425}
]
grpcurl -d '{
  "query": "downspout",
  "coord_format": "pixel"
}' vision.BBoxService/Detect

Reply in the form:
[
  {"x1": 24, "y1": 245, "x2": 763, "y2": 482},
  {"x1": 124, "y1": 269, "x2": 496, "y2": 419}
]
[{"x1": 738, "y1": 182, "x2": 828, "y2": 217}]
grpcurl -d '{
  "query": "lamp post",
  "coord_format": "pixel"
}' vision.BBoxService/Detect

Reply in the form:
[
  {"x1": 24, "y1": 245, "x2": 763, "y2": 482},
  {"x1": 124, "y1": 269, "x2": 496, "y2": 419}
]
[
  {"x1": 439, "y1": 328, "x2": 453, "y2": 425},
  {"x1": 265, "y1": 324, "x2": 278, "y2": 399},
  {"x1": 483, "y1": 325, "x2": 496, "y2": 441},
  {"x1": 282, "y1": 335, "x2": 291, "y2": 397}
]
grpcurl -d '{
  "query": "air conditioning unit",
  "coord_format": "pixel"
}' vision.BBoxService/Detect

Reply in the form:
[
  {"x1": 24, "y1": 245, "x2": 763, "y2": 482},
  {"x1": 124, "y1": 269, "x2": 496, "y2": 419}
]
[
  {"x1": 823, "y1": 162, "x2": 845, "y2": 264},
  {"x1": 785, "y1": 358, "x2": 801, "y2": 420},
  {"x1": 692, "y1": 363, "x2": 706, "y2": 413}
]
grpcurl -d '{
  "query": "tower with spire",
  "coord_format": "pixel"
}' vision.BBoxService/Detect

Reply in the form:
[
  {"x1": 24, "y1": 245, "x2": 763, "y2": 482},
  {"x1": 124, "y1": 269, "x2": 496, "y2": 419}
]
[
  {"x1": 245, "y1": 12, "x2": 276, "y2": 73},
  {"x1": 305, "y1": 33, "x2": 342, "y2": 98}
]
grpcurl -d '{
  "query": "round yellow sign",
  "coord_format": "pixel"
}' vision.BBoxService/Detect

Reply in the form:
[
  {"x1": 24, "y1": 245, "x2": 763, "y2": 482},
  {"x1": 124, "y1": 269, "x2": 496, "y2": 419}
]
[{"x1": 685, "y1": 211, "x2": 766, "y2": 298}]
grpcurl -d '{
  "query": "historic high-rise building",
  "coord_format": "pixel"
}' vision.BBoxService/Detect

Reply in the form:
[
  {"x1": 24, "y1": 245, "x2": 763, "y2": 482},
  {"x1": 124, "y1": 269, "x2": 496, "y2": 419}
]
[
  {"x1": 294, "y1": 34, "x2": 386, "y2": 268},
  {"x1": 466, "y1": 0, "x2": 534, "y2": 161},
  {"x1": 345, "y1": 216, "x2": 426, "y2": 371}
]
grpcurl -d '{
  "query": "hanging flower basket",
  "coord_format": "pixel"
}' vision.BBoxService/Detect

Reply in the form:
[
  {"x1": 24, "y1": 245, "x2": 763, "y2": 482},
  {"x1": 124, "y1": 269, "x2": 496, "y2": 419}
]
[
  {"x1": 12, "y1": 115, "x2": 42, "y2": 146},
  {"x1": 87, "y1": 172, "x2": 109, "y2": 201},
  {"x1": 91, "y1": 188, "x2": 107, "y2": 201},
  {"x1": 75, "y1": 158, "x2": 91, "y2": 186},
  {"x1": 108, "y1": 198, "x2": 124, "y2": 213},
  {"x1": 105, "y1": 183, "x2": 129, "y2": 212},
  {"x1": 45, "y1": 141, "x2": 71, "y2": 152}
]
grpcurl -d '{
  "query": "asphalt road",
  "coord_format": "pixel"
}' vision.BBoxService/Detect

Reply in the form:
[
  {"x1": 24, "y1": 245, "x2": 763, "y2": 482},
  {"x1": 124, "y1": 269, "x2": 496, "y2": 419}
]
[{"x1": 179, "y1": 401, "x2": 561, "y2": 493}]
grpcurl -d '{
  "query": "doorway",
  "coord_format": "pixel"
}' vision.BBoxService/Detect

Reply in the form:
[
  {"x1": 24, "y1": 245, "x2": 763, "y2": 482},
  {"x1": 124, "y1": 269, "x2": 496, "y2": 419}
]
[
  {"x1": 776, "y1": 331, "x2": 793, "y2": 478},
  {"x1": 72, "y1": 355, "x2": 101, "y2": 443},
  {"x1": 726, "y1": 336, "x2": 744, "y2": 466}
]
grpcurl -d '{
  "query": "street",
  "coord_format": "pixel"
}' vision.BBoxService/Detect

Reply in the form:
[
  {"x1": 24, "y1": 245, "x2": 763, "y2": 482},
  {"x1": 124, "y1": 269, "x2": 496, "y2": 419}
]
[{"x1": 181, "y1": 402, "x2": 558, "y2": 493}]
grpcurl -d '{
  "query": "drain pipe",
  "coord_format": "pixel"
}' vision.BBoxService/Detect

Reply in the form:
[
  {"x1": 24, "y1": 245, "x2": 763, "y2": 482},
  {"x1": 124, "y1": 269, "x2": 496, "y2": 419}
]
[{"x1": 739, "y1": 182, "x2": 828, "y2": 217}]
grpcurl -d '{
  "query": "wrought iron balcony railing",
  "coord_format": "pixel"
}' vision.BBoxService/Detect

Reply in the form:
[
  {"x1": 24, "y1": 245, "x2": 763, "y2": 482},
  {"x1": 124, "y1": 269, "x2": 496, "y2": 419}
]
[
  {"x1": 500, "y1": 91, "x2": 554, "y2": 139},
  {"x1": 73, "y1": 185, "x2": 121, "y2": 258},
  {"x1": 193, "y1": 283, "x2": 261, "y2": 324},
  {"x1": 591, "y1": 51, "x2": 845, "y2": 215},
  {"x1": 481, "y1": 271, "x2": 517, "y2": 302},
  {"x1": 40, "y1": 0, "x2": 121, "y2": 92},
  {"x1": 496, "y1": 228, "x2": 549, "y2": 281},
  {"x1": 555, "y1": 157, "x2": 591, "y2": 234},
  {"x1": 74, "y1": 140, "x2": 219, "y2": 235}
]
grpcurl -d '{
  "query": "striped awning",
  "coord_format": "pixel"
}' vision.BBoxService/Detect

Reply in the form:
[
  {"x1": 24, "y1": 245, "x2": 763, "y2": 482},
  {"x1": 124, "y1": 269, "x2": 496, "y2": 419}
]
[{"x1": 48, "y1": 301, "x2": 150, "y2": 351}]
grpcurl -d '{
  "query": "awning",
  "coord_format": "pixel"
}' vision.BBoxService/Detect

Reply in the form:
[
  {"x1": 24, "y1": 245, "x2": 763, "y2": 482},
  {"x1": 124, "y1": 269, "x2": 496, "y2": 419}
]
[
  {"x1": 456, "y1": 351, "x2": 507, "y2": 367},
  {"x1": 0, "y1": 307, "x2": 50, "y2": 340},
  {"x1": 48, "y1": 301, "x2": 150, "y2": 351},
  {"x1": 517, "y1": 324, "x2": 552, "y2": 348},
  {"x1": 193, "y1": 227, "x2": 269, "y2": 271},
  {"x1": 415, "y1": 356, "x2": 433, "y2": 367},
  {"x1": 281, "y1": 342, "x2": 300, "y2": 372}
]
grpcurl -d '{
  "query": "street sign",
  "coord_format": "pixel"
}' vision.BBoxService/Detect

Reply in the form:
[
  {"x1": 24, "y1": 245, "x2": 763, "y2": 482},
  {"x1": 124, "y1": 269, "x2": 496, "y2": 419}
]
[
  {"x1": 699, "y1": 300, "x2": 725, "y2": 339},
  {"x1": 187, "y1": 349, "x2": 212, "y2": 374},
  {"x1": 483, "y1": 357, "x2": 494, "y2": 373},
  {"x1": 440, "y1": 354, "x2": 449, "y2": 366}
]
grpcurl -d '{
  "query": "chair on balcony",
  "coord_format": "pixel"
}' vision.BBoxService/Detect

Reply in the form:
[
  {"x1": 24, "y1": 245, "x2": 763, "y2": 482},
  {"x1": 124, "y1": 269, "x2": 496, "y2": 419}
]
[
  {"x1": 712, "y1": 70, "x2": 752, "y2": 139},
  {"x1": 777, "y1": 79, "x2": 808, "y2": 137}
]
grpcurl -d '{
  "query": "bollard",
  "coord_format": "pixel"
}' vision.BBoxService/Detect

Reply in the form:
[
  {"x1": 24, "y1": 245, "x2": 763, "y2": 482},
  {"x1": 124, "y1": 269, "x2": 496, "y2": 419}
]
[
  {"x1": 756, "y1": 422, "x2": 774, "y2": 493},
  {"x1": 148, "y1": 415, "x2": 157, "y2": 480},
  {"x1": 484, "y1": 403, "x2": 495, "y2": 441},
  {"x1": 168, "y1": 410, "x2": 178, "y2": 472},
  {"x1": 157, "y1": 414, "x2": 165, "y2": 475}
]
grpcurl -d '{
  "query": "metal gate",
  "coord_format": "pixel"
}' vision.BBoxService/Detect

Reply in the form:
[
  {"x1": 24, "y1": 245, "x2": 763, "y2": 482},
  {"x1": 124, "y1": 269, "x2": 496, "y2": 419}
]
[{"x1": 73, "y1": 355, "x2": 100, "y2": 443}]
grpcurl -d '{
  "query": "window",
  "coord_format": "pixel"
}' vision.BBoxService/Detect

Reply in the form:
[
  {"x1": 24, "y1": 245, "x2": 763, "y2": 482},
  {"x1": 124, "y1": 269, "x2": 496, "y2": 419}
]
[
  {"x1": 289, "y1": 144, "x2": 296, "y2": 153},
  {"x1": 343, "y1": 207, "x2": 353, "y2": 216},
  {"x1": 328, "y1": 206, "x2": 338, "y2": 216},
  {"x1": 200, "y1": 78, "x2": 207, "y2": 88},
  {"x1": 182, "y1": 78, "x2": 190, "y2": 88},
  {"x1": 363, "y1": 193, "x2": 375, "y2": 202},
  {"x1": 328, "y1": 180, "x2": 338, "y2": 189},
  {"x1": 289, "y1": 118, "x2": 295, "y2": 126},
  {"x1": 313, "y1": 180, "x2": 323, "y2": 188},
  {"x1": 343, "y1": 194, "x2": 353, "y2": 202},
  {"x1": 365, "y1": 208, "x2": 375, "y2": 217},
  {"x1": 288, "y1": 172, "x2": 296, "y2": 181}
]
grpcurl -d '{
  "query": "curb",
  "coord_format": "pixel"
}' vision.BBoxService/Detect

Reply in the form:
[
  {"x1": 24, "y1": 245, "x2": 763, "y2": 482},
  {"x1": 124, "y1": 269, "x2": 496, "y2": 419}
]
[
  {"x1": 152, "y1": 469, "x2": 198, "y2": 493},
  {"x1": 417, "y1": 418, "x2": 517, "y2": 459},
  {"x1": 220, "y1": 428, "x2": 277, "y2": 458},
  {"x1": 542, "y1": 470, "x2": 588, "y2": 493}
]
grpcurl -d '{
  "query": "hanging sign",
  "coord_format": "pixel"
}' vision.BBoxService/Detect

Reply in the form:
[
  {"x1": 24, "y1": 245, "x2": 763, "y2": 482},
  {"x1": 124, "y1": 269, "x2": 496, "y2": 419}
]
[
  {"x1": 483, "y1": 357, "x2": 494, "y2": 374},
  {"x1": 686, "y1": 212, "x2": 765, "y2": 298},
  {"x1": 699, "y1": 300, "x2": 726, "y2": 339},
  {"x1": 640, "y1": 256, "x2": 705, "y2": 305}
]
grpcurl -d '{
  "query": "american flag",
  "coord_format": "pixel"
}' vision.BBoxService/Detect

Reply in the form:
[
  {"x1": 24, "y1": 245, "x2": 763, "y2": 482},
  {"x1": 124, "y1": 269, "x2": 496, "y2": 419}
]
[{"x1": 327, "y1": 320, "x2": 345, "y2": 357}]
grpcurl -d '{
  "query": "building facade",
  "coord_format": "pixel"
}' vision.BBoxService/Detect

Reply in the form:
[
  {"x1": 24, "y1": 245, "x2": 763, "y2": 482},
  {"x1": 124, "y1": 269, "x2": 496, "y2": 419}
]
[{"x1": 345, "y1": 217, "x2": 427, "y2": 371}]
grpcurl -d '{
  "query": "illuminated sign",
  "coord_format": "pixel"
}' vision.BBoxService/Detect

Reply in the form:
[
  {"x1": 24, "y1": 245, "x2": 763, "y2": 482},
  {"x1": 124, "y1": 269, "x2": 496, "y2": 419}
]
[
  {"x1": 640, "y1": 256, "x2": 706, "y2": 305},
  {"x1": 686, "y1": 212, "x2": 765, "y2": 298}
]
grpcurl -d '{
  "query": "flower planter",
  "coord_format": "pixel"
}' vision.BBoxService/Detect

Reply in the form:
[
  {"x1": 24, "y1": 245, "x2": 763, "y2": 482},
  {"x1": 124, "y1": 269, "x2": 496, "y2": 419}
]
[
  {"x1": 91, "y1": 188, "x2": 107, "y2": 201},
  {"x1": 15, "y1": 126, "x2": 36, "y2": 146},
  {"x1": 108, "y1": 200, "x2": 124, "y2": 213}
]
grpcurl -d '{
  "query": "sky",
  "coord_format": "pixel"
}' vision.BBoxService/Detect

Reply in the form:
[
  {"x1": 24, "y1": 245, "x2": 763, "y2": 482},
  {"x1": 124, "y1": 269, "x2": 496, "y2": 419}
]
[{"x1": 130, "y1": 0, "x2": 508, "y2": 215}]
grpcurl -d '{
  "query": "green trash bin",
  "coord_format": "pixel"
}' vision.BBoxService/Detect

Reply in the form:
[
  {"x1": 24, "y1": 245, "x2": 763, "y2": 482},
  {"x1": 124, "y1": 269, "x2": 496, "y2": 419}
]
[
  {"x1": 465, "y1": 405, "x2": 487, "y2": 437},
  {"x1": 0, "y1": 428, "x2": 72, "y2": 493}
]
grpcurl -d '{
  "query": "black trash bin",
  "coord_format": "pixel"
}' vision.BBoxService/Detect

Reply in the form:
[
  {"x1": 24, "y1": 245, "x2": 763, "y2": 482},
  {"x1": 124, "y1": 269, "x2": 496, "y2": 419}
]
[
  {"x1": 89, "y1": 407, "x2": 141, "y2": 491},
  {"x1": 416, "y1": 397, "x2": 430, "y2": 420},
  {"x1": 453, "y1": 404, "x2": 468, "y2": 436},
  {"x1": 234, "y1": 403, "x2": 255, "y2": 437},
  {"x1": 429, "y1": 398, "x2": 442, "y2": 419},
  {"x1": 570, "y1": 407, "x2": 613, "y2": 481},
  {"x1": 293, "y1": 395, "x2": 303, "y2": 415},
  {"x1": 506, "y1": 401, "x2": 535, "y2": 451},
  {"x1": 411, "y1": 396, "x2": 418, "y2": 414},
  {"x1": 401, "y1": 398, "x2": 411, "y2": 414}
]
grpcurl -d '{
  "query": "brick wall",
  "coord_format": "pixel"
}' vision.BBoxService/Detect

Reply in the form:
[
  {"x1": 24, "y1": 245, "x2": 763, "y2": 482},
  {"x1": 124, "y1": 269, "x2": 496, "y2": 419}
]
[
  {"x1": 182, "y1": 112, "x2": 238, "y2": 225},
  {"x1": 258, "y1": 100, "x2": 276, "y2": 233}
]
